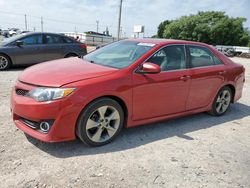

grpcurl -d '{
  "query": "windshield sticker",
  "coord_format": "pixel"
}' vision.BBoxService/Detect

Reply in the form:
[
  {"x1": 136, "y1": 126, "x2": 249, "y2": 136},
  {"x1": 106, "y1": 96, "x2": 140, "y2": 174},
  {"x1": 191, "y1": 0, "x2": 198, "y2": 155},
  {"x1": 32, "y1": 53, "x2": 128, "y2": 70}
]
[{"x1": 137, "y1": 43, "x2": 155, "y2": 47}]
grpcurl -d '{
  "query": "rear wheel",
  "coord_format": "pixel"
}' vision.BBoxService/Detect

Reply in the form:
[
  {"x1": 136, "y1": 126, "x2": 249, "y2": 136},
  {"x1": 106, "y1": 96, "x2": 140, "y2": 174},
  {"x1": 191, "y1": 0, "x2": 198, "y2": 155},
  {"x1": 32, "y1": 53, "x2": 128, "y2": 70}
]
[
  {"x1": 76, "y1": 98, "x2": 124, "y2": 146},
  {"x1": 209, "y1": 86, "x2": 232, "y2": 116},
  {"x1": 0, "y1": 54, "x2": 11, "y2": 70}
]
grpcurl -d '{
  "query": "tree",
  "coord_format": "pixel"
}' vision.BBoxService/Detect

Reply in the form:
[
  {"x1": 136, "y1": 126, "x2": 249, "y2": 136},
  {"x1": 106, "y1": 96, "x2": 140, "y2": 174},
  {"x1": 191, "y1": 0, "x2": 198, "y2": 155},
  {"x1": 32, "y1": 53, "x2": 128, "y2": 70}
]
[
  {"x1": 157, "y1": 20, "x2": 172, "y2": 38},
  {"x1": 157, "y1": 11, "x2": 250, "y2": 46}
]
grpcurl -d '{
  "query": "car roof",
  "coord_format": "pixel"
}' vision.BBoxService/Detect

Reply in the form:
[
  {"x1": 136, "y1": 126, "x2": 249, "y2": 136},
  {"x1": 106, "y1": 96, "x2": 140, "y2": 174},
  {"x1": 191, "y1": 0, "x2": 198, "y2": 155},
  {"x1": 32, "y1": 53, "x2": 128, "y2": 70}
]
[
  {"x1": 21, "y1": 32, "x2": 66, "y2": 36},
  {"x1": 125, "y1": 38, "x2": 210, "y2": 47},
  {"x1": 1, "y1": 32, "x2": 76, "y2": 46}
]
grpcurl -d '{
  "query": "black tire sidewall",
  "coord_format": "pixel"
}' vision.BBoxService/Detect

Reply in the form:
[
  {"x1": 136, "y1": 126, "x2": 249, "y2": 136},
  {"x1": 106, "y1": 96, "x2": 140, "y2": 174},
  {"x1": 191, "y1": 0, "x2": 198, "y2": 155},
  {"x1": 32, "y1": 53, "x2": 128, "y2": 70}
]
[
  {"x1": 76, "y1": 98, "x2": 124, "y2": 146},
  {"x1": 211, "y1": 86, "x2": 232, "y2": 116}
]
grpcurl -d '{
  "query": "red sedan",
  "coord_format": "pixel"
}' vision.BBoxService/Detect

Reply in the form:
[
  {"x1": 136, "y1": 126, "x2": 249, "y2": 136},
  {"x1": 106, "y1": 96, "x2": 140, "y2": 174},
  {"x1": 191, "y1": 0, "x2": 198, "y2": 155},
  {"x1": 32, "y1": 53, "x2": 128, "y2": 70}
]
[{"x1": 11, "y1": 39, "x2": 245, "y2": 146}]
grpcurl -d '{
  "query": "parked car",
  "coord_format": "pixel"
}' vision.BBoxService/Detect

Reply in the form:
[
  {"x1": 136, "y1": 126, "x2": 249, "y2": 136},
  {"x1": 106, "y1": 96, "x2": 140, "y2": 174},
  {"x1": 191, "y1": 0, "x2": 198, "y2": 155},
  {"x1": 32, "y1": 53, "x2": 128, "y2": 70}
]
[
  {"x1": 0, "y1": 32, "x2": 87, "y2": 70},
  {"x1": 1, "y1": 30, "x2": 10, "y2": 38},
  {"x1": 11, "y1": 39, "x2": 245, "y2": 146},
  {"x1": 8, "y1": 28, "x2": 20, "y2": 37},
  {"x1": 218, "y1": 48, "x2": 235, "y2": 57}
]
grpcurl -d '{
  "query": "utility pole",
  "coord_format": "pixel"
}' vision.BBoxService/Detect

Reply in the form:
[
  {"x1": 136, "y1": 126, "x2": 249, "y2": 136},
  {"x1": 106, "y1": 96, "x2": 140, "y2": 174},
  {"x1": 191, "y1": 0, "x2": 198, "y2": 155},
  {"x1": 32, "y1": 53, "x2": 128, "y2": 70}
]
[
  {"x1": 120, "y1": 26, "x2": 122, "y2": 38},
  {"x1": 117, "y1": 0, "x2": 123, "y2": 40},
  {"x1": 24, "y1": 14, "x2": 27, "y2": 30},
  {"x1": 105, "y1": 26, "x2": 109, "y2": 36},
  {"x1": 41, "y1": 16, "x2": 44, "y2": 32},
  {"x1": 96, "y1": 20, "x2": 99, "y2": 33}
]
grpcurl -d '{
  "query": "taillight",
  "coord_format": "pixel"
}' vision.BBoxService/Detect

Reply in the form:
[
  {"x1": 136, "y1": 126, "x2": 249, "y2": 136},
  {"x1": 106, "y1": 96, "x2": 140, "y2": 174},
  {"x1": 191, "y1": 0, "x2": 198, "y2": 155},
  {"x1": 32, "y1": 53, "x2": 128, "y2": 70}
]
[{"x1": 80, "y1": 43, "x2": 87, "y2": 49}]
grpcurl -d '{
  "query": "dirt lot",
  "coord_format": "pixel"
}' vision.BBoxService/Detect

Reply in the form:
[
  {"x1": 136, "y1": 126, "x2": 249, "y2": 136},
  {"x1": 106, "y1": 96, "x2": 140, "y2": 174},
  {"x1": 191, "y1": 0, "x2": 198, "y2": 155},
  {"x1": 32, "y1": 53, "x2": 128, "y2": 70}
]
[{"x1": 0, "y1": 57, "x2": 250, "y2": 188}]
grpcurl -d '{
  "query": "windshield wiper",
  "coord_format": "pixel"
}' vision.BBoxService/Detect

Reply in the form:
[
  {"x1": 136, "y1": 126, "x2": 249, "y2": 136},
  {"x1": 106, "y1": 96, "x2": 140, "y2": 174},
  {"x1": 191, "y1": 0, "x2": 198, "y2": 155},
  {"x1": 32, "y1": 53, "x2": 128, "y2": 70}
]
[
  {"x1": 89, "y1": 60, "x2": 95, "y2": 64},
  {"x1": 83, "y1": 57, "x2": 95, "y2": 64}
]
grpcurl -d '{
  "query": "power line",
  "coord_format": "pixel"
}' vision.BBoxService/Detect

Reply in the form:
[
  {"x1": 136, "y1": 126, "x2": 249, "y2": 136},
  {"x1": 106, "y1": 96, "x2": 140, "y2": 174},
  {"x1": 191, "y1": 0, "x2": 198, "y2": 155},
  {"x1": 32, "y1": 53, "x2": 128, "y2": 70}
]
[
  {"x1": 0, "y1": 10, "x2": 157, "y2": 36},
  {"x1": 0, "y1": 11, "x2": 99, "y2": 28}
]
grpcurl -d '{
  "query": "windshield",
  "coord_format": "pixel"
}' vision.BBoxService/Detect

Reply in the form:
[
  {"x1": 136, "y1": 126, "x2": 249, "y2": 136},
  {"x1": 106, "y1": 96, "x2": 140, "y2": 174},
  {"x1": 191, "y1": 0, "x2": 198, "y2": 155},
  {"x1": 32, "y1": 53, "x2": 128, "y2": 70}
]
[
  {"x1": 0, "y1": 33, "x2": 26, "y2": 46},
  {"x1": 84, "y1": 40, "x2": 155, "y2": 69}
]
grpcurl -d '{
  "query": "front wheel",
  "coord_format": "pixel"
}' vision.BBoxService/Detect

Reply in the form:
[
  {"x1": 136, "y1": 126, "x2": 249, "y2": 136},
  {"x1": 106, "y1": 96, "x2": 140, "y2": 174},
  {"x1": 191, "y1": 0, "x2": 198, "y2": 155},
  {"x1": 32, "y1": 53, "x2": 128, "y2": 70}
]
[
  {"x1": 76, "y1": 98, "x2": 124, "y2": 146},
  {"x1": 209, "y1": 86, "x2": 232, "y2": 116}
]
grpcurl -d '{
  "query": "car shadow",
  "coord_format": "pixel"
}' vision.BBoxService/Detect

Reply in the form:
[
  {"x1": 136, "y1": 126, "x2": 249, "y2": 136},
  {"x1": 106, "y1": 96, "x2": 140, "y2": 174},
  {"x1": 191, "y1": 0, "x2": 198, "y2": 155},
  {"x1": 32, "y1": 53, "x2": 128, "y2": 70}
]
[
  {"x1": 26, "y1": 102, "x2": 250, "y2": 158},
  {"x1": 3, "y1": 66, "x2": 27, "y2": 71}
]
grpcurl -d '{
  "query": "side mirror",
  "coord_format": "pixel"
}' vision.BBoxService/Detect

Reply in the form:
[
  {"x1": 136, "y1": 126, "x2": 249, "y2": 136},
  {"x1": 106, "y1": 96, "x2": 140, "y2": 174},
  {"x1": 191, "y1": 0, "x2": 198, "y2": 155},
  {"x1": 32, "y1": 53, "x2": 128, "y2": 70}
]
[
  {"x1": 138, "y1": 62, "x2": 161, "y2": 74},
  {"x1": 16, "y1": 40, "x2": 23, "y2": 47}
]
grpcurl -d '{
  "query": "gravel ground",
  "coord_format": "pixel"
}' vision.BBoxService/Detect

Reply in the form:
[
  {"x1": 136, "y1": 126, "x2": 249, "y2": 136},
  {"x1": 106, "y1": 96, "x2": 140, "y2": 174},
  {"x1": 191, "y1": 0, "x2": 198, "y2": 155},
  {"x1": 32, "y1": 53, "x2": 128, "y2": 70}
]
[{"x1": 0, "y1": 57, "x2": 250, "y2": 188}]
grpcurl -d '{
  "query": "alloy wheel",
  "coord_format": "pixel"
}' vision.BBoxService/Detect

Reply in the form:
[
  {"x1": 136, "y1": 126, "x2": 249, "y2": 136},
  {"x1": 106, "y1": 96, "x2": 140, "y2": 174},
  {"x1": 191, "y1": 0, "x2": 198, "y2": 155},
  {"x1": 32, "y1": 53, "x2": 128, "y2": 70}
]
[
  {"x1": 215, "y1": 90, "x2": 231, "y2": 114},
  {"x1": 86, "y1": 105, "x2": 120, "y2": 143},
  {"x1": 0, "y1": 56, "x2": 8, "y2": 70}
]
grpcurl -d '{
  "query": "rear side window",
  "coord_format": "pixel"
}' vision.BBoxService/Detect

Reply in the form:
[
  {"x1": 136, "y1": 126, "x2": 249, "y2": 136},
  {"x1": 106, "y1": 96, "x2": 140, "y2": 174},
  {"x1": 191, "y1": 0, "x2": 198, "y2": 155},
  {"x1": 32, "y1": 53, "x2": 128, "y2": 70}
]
[
  {"x1": 214, "y1": 56, "x2": 222, "y2": 65},
  {"x1": 63, "y1": 37, "x2": 75, "y2": 43},
  {"x1": 188, "y1": 46, "x2": 222, "y2": 68},
  {"x1": 20, "y1": 35, "x2": 43, "y2": 45},
  {"x1": 44, "y1": 34, "x2": 63, "y2": 44}
]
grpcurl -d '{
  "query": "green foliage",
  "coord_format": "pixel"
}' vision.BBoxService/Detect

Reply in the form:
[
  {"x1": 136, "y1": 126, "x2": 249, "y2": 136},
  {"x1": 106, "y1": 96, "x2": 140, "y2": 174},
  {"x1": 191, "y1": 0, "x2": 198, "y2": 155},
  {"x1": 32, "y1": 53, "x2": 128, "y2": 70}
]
[
  {"x1": 158, "y1": 11, "x2": 250, "y2": 46},
  {"x1": 157, "y1": 20, "x2": 172, "y2": 38}
]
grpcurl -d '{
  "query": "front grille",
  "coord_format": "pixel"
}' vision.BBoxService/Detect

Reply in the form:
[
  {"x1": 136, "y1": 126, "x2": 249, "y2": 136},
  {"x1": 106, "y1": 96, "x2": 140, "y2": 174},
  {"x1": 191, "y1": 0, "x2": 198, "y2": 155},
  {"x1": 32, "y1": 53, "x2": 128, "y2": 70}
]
[{"x1": 16, "y1": 89, "x2": 29, "y2": 96}]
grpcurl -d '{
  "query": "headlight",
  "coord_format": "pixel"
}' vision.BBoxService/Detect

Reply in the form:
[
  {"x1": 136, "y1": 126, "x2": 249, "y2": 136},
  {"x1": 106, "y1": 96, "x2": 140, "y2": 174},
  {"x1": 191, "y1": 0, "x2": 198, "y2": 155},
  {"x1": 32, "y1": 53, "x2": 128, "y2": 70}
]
[{"x1": 27, "y1": 87, "x2": 75, "y2": 102}]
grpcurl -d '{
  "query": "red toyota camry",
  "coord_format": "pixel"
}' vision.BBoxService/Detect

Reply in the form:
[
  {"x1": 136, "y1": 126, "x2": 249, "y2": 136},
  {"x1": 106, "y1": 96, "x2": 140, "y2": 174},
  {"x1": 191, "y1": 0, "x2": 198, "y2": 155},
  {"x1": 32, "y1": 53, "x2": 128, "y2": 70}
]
[{"x1": 11, "y1": 39, "x2": 245, "y2": 146}]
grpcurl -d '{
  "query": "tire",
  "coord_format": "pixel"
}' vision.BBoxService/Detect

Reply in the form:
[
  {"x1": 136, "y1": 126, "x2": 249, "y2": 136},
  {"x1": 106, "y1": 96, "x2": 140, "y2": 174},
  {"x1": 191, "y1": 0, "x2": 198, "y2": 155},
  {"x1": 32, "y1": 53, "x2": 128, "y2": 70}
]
[
  {"x1": 76, "y1": 98, "x2": 124, "y2": 146},
  {"x1": 209, "y1": 86, "x2": 232, "y2": 116},
  {"x1": 0, "y1": 54, "x2": 11, "y2": 70}
]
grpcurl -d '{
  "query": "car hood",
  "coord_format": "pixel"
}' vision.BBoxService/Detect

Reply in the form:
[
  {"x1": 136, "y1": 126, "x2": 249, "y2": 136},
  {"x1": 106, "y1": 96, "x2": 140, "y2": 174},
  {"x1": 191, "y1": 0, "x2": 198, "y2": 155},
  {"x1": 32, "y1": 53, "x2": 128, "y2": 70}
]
[{"x1": 19, "y1": 57, "x2": 118, "y2": 87}]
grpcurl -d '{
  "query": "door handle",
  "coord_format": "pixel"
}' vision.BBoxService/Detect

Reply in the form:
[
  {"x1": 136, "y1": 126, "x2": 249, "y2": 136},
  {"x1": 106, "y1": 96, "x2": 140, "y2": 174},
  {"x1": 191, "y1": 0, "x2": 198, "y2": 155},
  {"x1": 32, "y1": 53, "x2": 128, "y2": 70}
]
[
  {"x1": 180, "y1": 75, "x2": 191, "y2": 81},
  {"x1": 219, "y1": 70, "x2": 226, "y2": 75}
]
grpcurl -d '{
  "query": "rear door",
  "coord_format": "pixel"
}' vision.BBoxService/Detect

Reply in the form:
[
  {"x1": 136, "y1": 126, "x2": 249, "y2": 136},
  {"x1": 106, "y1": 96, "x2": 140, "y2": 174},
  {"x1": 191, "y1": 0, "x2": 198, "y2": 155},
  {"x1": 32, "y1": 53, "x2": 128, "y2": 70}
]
[
  {"x1": 12, "y1": 34, "x2": 44, "y2": 65},
  {"x1": 41, "y1": 34, "x2": 65, "y2": 61},
  {"x1": 186, "y1": 45, "x2": 226, "y2": 110}
]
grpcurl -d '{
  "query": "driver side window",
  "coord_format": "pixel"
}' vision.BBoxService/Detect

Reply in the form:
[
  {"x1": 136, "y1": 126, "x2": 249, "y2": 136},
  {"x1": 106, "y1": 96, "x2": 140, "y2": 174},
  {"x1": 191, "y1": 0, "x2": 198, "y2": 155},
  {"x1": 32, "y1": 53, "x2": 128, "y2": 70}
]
[
  {"x1": 148, "y1": 45, "x2": 186, "y2": 71},
  {"x1": 20, "y1": 35, "x2": 43, "y2": 45}
]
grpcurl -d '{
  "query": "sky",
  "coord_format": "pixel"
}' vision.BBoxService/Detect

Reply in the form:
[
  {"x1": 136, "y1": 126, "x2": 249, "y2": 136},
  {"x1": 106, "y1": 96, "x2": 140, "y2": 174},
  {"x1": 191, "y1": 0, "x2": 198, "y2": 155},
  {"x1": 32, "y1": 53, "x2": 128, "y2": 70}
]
[{"x1": 0, "y1": 0, "x2": 250, "y2": 37}]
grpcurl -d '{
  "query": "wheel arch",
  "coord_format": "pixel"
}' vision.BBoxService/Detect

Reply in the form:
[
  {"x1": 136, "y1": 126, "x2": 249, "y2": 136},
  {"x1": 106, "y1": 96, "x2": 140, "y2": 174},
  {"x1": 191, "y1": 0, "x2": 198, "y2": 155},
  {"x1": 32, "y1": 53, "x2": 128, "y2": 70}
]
[
  {"x1": 88, "y1": 95, "x2": 128, "y2": 125},
  {"x1": 0, "y1": 52, "x2": 13, "y2": 65},
  {"x1": 75, "y1": 95, "x2": 129, "y2": 144},
  {"x1": 223, "y1": 84, "x2": 235, "y2": 103},
  {"x1": 64, "y1": 52, "x2": 79, "y2": 58},
  {"x1": 103, "y1": 95, "x2": 128, "y2": 124},
  {"x1": 75, "y1": 95, "x2": 129, "y2": 133}
]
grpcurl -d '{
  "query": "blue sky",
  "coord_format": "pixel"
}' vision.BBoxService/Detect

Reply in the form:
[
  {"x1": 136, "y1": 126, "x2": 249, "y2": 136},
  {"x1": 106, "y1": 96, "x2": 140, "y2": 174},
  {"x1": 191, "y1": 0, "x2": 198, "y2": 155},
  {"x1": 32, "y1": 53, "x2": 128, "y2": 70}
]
[{"x1": 0, "y1": 0, "x2": 250, "y2": 37}]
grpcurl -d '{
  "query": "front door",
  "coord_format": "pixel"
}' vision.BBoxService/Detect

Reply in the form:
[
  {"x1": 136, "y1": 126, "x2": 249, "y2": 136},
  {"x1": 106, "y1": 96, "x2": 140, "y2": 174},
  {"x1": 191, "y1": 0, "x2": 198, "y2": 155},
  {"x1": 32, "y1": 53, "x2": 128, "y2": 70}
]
[
  {"x1": 132, "y1": 45, "x2": 191, "y2": 120},
  {"x1": 13, "y1": 34, "x2": 44, "y2": 65},
  {"x1": 41, "y1": 34, "x2": 65, "y2": 61}
]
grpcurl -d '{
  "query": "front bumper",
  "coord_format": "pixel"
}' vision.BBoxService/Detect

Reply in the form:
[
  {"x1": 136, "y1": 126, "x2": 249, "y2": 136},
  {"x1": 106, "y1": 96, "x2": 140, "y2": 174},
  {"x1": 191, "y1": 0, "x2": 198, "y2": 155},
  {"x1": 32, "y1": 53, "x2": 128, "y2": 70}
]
[{"x1": 11, "y1": 81, "x2": 79, "y2": 142}]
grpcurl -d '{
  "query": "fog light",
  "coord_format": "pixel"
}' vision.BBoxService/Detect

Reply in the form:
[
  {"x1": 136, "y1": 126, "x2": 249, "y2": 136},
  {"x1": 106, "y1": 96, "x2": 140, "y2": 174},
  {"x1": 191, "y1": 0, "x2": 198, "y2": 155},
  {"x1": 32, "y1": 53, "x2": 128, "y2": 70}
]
[{"x1": 39, "y1": 121, "x2": 50, "y2": 132}]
